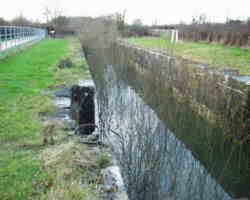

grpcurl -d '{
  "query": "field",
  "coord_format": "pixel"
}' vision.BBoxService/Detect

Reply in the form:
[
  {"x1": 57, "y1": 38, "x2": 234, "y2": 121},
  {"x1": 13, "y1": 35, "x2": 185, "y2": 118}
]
[{"x1": 127, "y1": 37, "x2": 250, "y2": 75}]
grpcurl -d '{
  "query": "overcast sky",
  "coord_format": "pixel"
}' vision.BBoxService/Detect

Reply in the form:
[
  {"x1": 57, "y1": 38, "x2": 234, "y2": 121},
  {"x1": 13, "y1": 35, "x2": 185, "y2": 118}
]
[{"x1": 0, "y1": 0, "x2": 249, "y2": 25}]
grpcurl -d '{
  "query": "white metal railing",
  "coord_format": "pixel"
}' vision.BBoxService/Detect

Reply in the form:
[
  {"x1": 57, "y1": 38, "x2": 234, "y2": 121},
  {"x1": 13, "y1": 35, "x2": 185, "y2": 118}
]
[{"x1": 0, "y1": 26, "x2": 46, "y2": 53}]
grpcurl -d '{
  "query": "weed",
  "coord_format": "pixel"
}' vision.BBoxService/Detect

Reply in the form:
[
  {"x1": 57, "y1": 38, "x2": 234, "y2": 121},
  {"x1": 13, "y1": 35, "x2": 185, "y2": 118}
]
[
  {"x1": 97, "y1": 153, "x2": 111, "y2": 168},
  {"x1": 58, "y1": 57, "x2": 73, "y2": 69}
]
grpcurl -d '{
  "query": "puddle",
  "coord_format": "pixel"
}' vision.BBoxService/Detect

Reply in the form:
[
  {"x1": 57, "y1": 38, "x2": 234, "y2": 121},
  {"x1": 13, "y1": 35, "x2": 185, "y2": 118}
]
[
  {"x1": 53, "y1": 97, "x2": 71, "y2": 108},
  {"x1": 231, "y1": 75, "x2": 250, "y2": 85},
  {"x1": 78, "y1": 78, "x2": 96, "y2": 87}
]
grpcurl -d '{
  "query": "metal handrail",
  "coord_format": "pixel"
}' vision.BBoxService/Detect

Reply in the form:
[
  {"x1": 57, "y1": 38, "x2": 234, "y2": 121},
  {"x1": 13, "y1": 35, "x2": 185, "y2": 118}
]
[{"x1": 0, "y1": 26, "x2": 46, "y2": 53}]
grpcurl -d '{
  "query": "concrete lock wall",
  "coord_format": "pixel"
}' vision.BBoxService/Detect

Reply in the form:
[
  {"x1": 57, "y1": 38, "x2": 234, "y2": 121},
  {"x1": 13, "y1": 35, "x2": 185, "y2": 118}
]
[
  {"x1": 81, "y1": 39, "x2": 250, "y2": 197},
  {"x1": 112, "y1": 41, "x2": 250, "y2": 138},
  {"x1": 104, "y1": 41, "x2": 250, "y2": 198}
]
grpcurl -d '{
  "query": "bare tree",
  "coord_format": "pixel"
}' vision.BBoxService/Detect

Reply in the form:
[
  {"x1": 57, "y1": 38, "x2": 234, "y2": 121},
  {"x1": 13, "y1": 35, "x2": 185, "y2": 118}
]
[
  {"x1": 43, "y1": 6, "x2": 52, "y2": 24},
  {"x1": 43, "y1": 6, "x2": 63, "y2": 25},
  {"x1": 0, "y1": 17, "x2": 9, "y2": 25},
  {"x1": 114, "y1": 10, "x2": 126, "y2": 33},
  {"x1": 132, "y1": 19, "x2": 143, "y2": 26},
  {"x1": 11, "y1": 15, "x2": 32, "y2": 26}
]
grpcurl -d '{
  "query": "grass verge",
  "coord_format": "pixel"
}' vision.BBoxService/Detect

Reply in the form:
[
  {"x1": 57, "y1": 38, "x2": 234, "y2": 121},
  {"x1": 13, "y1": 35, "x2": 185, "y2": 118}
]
[
  {"x1": 127, "y1": 37, "x2": 250, "y2": 75},
  {"x1": 0, "y1": 39, "x2": 68, "y2": 200},
  {"x1": 0, "y1": 38, "x2": 99, "y2": 200}
]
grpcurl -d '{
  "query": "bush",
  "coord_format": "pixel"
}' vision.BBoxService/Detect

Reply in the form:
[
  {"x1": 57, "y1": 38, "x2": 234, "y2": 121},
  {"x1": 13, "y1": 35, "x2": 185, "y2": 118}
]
[
  {"x1": 58, "y1": 57, "x2": 73, "y2": 68},
  {"x1": 178, "y1": 23, "x2": 250, "y2": 47},
  {"x1": 122, "y1": 25, "x2": 151, "y2": 37}
]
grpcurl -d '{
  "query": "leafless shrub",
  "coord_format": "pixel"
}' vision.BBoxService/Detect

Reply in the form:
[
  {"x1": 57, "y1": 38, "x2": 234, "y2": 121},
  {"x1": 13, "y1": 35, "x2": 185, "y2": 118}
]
[
  {"x1": 178, "y1": 23, "x2": 250, "y2": 47},
  {"x1": 0, "y1": 17, "x2": 9, "y2": 25}
]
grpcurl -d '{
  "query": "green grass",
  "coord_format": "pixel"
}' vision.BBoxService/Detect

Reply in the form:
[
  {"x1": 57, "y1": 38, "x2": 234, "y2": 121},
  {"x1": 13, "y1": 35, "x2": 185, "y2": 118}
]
[
  {"x1": 127, "y1": 37, "x2": 250, "y2": 75},
  {"x1": 0, "y1": 39, "x2": 68, "y2": 100},
  {"x1": 0, "y1": 39, "x2": 68, "y2": 200},
  {"x1": 0, "y1": 38, "x2": 95, "y2": 200}
]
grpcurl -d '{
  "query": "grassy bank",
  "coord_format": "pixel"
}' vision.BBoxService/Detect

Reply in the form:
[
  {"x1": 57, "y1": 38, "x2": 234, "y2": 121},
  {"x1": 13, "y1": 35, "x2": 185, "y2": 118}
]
[
  {"x1": 0, "y1": 39, "x2": 103, "y2": 200},
  {"x1": 127, "y1": 37, "x2": 250, "y2": 75},
  {"x1": 0, "y1": 39, "x2": 68, "y2": 199}
]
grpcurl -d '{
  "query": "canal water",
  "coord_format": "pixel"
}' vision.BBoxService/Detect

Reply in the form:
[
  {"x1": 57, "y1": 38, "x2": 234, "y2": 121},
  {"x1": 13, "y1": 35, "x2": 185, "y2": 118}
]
[{"x1": 91, "y1": 65, "x2": 233, "y2": 200}]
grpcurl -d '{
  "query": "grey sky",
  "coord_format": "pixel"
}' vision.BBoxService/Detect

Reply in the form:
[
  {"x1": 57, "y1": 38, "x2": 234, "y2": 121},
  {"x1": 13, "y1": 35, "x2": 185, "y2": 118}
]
[{"x1": 0, "y1": 0, "x2": 249, "y2": 24}]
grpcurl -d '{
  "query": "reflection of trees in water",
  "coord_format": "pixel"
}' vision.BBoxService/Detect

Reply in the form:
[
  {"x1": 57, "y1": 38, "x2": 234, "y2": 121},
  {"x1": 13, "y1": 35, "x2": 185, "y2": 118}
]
[
  {"x1": 79, "y1": 17, "x2": 249, "y2": 199},
  {"x1": 94, "y1": 66, "x2": 231, "y2": 200}
]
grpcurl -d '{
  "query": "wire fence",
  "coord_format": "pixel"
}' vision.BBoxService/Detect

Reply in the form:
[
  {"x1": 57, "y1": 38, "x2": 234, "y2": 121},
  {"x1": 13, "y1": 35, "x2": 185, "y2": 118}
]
[{"x1": 0, "y1": 26, "x2": 46, "y2": 54}]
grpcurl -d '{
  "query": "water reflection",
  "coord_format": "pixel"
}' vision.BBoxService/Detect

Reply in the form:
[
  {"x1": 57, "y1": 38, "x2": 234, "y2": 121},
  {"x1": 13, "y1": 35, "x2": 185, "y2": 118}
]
[{"x1": 94, "y1": 66, "x2": 232, "y2": 200}]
